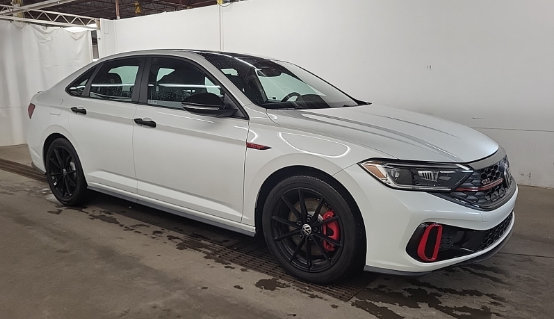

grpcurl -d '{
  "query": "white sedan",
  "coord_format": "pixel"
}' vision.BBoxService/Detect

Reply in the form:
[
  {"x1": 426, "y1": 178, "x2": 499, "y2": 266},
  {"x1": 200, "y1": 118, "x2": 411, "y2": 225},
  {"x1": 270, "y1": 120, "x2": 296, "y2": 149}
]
[{"x1": 27, "y1": 50, "x2": 517, "y2": 284}]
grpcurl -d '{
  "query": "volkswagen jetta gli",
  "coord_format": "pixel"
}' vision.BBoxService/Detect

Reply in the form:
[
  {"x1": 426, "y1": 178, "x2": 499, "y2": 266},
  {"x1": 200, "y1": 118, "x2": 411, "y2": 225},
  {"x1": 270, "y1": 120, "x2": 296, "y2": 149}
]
[{"x1": 27, "y1": 50, "x2": 517, "y2": 284}]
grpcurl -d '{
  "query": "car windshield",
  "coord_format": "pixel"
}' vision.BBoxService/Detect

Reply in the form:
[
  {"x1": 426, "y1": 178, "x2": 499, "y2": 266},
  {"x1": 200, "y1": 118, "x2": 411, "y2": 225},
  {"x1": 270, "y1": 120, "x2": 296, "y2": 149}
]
[{"x1": 198, "y1": 52, "x2": 366, "y2": 109}]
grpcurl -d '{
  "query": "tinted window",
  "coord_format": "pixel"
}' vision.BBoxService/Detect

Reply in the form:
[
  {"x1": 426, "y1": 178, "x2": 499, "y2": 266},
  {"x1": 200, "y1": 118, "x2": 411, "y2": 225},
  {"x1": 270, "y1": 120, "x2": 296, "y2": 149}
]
[
  {"x1": 199, "y1": 52, "x2": 365, "y2": 109},
  {"x1": 147, "y1": 57, "x2": 223, "y2": 109},
  {"x1": 66, "y1": 68, "x2": 95, "y2": 97},
  {"x1": 89, "y1": 58, "x2": 140, "y2": 102}
]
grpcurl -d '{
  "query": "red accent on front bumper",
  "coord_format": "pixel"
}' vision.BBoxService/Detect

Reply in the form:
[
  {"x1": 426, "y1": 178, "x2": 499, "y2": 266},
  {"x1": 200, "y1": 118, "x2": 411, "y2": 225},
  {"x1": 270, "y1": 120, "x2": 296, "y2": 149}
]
[{"x1": 417, "y1": 224, "x2": 443, "y2": 262}]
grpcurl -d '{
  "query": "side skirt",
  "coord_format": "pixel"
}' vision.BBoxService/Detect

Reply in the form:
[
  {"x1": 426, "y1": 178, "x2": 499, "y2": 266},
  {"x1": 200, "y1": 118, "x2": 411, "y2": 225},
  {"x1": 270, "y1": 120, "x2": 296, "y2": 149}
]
[{"x1": 88, "y1": 183, "x2": 257, "y2": 237}]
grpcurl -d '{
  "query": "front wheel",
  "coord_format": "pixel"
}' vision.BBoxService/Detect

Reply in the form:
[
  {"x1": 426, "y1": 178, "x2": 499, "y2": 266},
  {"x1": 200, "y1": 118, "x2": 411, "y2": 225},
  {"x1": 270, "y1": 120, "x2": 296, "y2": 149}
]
[
  {"x1": 45, "y1": 138, "x2": 89, "y2": 206},
  {"x1": 262, "y1": 175, "x2": 365, "y2": 284}
]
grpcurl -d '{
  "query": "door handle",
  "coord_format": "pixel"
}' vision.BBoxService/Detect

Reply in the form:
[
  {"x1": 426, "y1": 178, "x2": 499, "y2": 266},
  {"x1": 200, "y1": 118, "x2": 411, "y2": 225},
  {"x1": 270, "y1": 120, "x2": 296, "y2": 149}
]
[
  {"x1": 71, "y1": 107, "x2": 87, "y2": 115},
  {"x1": 134, "y1": 118, "x2": 157, "y2": 128}
]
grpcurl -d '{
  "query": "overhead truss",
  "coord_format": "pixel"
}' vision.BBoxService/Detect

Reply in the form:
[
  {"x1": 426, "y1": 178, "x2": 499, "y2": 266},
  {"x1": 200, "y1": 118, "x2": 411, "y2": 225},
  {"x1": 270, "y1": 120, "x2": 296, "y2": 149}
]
[{"x1": 0, "y1": 1, "x2": 97, "y2": 29}]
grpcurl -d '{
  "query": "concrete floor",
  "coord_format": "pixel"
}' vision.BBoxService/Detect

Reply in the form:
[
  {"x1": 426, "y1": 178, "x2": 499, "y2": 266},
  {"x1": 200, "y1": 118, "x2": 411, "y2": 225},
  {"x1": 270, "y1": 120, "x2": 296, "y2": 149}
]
[{"x1": 0, "y1": 144, "x2": 552, "y2": 319}]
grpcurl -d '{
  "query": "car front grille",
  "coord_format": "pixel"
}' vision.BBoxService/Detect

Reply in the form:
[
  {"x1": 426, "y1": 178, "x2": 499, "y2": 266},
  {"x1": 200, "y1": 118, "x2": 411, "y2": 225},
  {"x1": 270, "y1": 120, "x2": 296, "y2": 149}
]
[{"x1": 435, "y1": 156, "x2": 516, "y2": 211}]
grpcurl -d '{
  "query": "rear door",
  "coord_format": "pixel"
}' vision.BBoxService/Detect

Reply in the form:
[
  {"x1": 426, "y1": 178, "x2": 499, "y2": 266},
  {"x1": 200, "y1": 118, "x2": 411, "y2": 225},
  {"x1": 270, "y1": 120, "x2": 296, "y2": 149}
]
[
  {"x1": 67, "y1": 57, "x2": 145, "y2": 193},
  {"x1": 132, "y1": 56, "x2": 248, "y2": 222}
]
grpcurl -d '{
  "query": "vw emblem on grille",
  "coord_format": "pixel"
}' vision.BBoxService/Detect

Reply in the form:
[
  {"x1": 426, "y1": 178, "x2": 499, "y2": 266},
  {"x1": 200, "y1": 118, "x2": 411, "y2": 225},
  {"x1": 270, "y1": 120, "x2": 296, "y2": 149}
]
[{"x1": 301, "y1": 224, "x2": 312, "y2": 236}]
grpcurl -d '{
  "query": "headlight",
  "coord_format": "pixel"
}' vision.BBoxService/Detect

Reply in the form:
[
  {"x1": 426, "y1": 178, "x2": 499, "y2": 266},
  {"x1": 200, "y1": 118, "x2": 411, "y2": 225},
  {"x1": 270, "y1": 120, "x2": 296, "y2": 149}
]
[{"x1": 359, "y1": 160, "x2": 473, "y2": 191}]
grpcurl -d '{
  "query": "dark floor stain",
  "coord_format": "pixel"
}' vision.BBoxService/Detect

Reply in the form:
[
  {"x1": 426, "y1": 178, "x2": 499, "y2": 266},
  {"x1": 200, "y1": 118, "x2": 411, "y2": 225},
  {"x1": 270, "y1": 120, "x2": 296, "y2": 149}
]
[
  {"x1": 255, "y1": 278, "x2": 290, "y2": 291},
  {"x1": 133, "y1": 230, "x2": 142, "y2": 234},
  {"x1": 224, "y1": 265, "x2": 235, "y2": 269},
  {"x1": 62, "y1": 206, "x2": 88, "y2": 213},
  {"x1": 351, "y1": 299, "x2": 403, "y2": 319},
  {"x1": 130, "y1": 223, "x2": 150, "y2": 228},
  {"x1": 191, "y1": 232, "x2": 210, "y2": 240},
  {"x1": 47, "y1": 209, "x2": 62, "y2": 215},
  {"x1": 355, "y1": 287, "x2": 419, "y2": 309},
  {"x1": 203, "y1": 254, "x2": 231, "y2": 266},
  {"x1": 461, "y1": 267, "x2": 507, "y2": 284},
  {"x1": 152, "y1": 230, "x2": 163, "y2": 236},
  {"x1": 167, "y1": 235, "x2": 181, "y2": 241},
  {"x1": 201, "y1": 287, "x2": 208, "y2": 290},
  {"x1": 56, "y1": 249, "x2": 70, "y2": 254},
  {"x1": 464, "y1": 263, "x2": 511, "y2": 277},
  {"x1": 331, "y1": 304, "x2": 338, "y2": 309},
  {"x1": 407, "y1": 279, "x2": 506, "y2": 302},
  {"x1": 234, "y1": 285, "x2": 243, "y2": 290},
  {"x1": 89, "y1": 214, "x2": 120, "y2": 225},
  {"x1": 352, "y1": 279, "x2": 505, "y2": 319},
  {"x1": 295, "y1": 287, "x2": 324, "y2": 300},
  {"x1": 240, "y1": 268, "x2": 248, "y2": 272}
]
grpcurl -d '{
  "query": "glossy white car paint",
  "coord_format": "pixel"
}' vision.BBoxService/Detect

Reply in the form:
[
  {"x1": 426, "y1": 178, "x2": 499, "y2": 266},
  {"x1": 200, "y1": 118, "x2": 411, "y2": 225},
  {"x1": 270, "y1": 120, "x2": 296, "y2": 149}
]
[{"x1": 27, "y1": 50, "x2": 516, "y2": 275}]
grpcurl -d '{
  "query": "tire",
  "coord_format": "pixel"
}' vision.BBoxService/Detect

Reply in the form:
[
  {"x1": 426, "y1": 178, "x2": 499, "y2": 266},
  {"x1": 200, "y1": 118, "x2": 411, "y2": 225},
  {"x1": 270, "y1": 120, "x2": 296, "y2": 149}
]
[
  {"x1": 262, "y1": 175, "x2": 365, "y2": 284},
  {"x1": 45, "y1": 138, "x2": 89, "y2": 206}
]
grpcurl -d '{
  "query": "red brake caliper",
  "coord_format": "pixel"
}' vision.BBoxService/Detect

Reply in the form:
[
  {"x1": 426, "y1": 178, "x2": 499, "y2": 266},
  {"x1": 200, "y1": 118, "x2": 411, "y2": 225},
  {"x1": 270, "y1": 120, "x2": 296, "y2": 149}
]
[{"x1": 322, "y1": 211, "x2": 340, "y2": 251}]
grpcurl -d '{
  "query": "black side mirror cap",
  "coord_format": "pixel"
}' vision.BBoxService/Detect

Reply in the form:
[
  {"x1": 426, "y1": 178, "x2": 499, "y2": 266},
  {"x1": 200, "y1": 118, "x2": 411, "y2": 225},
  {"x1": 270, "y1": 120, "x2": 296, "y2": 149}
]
[{"x1": 182, "y1": 103, "x2": 237, "y2": 118}]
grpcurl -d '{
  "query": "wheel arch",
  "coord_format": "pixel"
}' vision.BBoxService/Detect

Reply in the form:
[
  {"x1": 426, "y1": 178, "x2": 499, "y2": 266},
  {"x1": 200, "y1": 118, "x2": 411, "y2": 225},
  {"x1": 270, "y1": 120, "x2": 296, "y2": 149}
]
[
  {"x1": 254, "y1": 165, "x2": 364, "y2": 238},
  {"x1": 42, "y1": 132, "x2": 69, "y2": 166}
]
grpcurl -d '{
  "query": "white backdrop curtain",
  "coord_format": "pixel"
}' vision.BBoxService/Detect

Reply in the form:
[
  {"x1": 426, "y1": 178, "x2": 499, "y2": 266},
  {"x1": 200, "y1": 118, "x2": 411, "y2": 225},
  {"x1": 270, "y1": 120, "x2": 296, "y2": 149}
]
[{"x1": 0, "y1": 20, "x2": 92, "y2": 147}]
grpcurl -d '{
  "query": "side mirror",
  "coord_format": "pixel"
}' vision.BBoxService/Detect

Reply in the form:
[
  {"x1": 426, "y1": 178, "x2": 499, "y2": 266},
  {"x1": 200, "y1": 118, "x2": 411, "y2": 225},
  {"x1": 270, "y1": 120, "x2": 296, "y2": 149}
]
[{"x1": 182, "y1": 102, "x2": 237, "y2": 118}]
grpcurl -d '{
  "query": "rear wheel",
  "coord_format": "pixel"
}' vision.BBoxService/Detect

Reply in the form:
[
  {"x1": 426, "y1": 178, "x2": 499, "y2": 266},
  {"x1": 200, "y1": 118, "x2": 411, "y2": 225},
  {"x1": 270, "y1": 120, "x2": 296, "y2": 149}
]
[
  {"x1": 262, "y1": 175, "x2": 364, "y2": 284},
  {"x1": 45, "y1": 138, "x2": 88, "y2": 206}
]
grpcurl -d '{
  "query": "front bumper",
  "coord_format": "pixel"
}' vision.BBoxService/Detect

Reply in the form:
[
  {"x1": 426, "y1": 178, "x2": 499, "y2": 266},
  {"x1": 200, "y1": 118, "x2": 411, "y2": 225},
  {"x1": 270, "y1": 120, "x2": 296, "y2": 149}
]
[{"x1": 334, "y1": 164, "x2": 517, "y2": 274}]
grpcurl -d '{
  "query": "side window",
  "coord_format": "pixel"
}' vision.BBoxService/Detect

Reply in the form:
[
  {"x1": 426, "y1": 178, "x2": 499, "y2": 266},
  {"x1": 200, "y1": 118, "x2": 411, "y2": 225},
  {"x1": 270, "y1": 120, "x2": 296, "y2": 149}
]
[
  {"x1": 147, "y1": 57, "x2": 224, "y2": 109},
  {"x1": 89, "y1": 58, "x2": 140, "y2": 102},
  {"x1": 66, "y1": 67, "x2": 95, "y2": 97}
]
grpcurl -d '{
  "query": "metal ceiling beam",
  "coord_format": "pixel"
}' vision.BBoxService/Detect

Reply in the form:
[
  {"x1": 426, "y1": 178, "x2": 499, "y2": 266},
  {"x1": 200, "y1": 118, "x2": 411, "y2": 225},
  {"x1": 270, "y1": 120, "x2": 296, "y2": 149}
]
[
  {"x1": 0, "y1": 0, "x2": 78, "y2": 16},
  {"x1": 0, "y1": 4, "x2": 97, "y2": 28},
  {"x1": 0, "y1": 15, "x2": 96, "y2": 29}
]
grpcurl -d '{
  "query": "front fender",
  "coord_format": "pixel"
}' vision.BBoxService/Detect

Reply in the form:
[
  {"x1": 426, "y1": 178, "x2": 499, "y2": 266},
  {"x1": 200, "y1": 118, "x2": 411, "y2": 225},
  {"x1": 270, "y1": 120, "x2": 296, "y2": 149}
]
[{"x1": 241, "y1": 121, "x2": 384, "y2": 226}]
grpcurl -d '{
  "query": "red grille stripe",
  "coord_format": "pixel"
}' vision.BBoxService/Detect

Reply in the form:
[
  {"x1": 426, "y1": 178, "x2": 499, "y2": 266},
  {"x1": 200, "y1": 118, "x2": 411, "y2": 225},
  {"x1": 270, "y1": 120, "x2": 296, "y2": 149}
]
[{"x1": 456, "y1": 178, "x2": 503, "y2": 192}]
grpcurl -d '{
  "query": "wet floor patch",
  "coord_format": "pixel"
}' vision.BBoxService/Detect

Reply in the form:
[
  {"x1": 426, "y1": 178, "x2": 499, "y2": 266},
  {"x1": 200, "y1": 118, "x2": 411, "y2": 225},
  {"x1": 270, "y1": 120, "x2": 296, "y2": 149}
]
[{"x1": 255, "y1": 278, "x2": 290, "y2": 291}]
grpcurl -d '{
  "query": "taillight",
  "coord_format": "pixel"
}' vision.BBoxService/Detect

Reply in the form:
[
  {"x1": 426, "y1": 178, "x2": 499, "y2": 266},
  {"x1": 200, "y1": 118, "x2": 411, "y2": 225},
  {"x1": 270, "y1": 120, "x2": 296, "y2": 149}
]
[{"x1": 28, "y1": 103, "x2": 36, "y2": 119}]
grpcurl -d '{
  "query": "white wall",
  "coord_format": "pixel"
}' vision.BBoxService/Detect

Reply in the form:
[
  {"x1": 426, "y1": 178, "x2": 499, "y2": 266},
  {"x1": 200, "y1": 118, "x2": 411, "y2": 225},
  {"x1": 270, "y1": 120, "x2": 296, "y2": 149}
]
[
  {"x1": 97, "y1": 0, "x2": 554, "y2": 188},
  {"x1": 97, "y1": 5, "x2": 220, "y2": 57},
  {"x1": 0, "y1": 21, "x2": 92, "y2": 147}
]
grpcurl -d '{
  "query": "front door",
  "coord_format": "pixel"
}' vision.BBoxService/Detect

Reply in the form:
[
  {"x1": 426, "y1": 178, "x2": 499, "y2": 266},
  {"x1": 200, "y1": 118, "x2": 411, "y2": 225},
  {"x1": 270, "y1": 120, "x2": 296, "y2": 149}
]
[{"x1": 132, "y1": 57, "x2": 248, "y2": 222}]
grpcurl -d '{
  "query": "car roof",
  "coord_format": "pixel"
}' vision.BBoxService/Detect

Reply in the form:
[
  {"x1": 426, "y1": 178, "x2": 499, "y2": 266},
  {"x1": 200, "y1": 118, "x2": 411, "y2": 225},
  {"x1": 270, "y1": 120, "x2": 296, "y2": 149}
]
[{"x1": 96, "y1": 49, "x2": 276, "y2": 63}]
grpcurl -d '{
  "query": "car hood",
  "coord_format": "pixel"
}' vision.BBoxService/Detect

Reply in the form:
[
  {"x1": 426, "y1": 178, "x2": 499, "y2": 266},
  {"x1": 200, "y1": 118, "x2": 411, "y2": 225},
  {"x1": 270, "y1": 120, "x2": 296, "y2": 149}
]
[{"x1": 267, "y1": 104, "x2": 498, "y2": 163}]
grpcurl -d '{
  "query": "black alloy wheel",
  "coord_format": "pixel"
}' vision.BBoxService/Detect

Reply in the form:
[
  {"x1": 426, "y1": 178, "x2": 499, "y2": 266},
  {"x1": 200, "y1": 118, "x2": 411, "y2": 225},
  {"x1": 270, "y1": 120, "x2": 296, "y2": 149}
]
[
  {"x1": 45, "y1": 138, "x2": 88, "y2": 206},
  {"x1": 263, "y1": 175, "x2": 365, "y2": 284}
]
